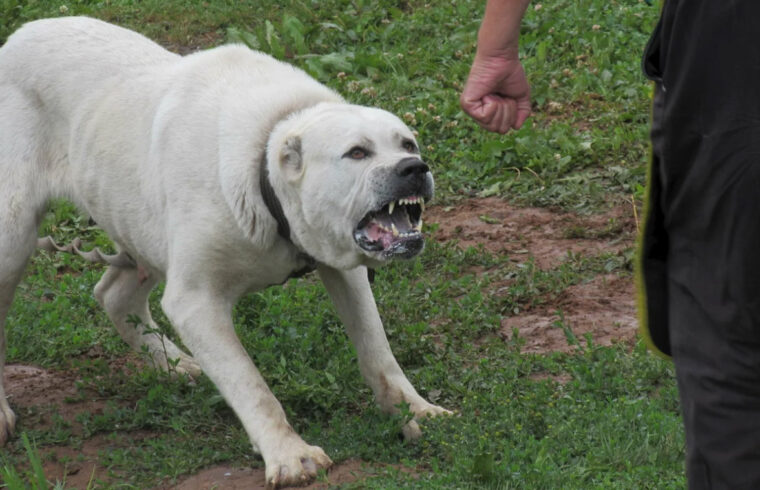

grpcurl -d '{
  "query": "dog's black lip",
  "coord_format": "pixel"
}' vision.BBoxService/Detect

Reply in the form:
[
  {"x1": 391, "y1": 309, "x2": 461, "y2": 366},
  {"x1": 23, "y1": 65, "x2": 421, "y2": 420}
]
[
  {"x1": 384, "y1": 233, "x2": 424, "y2": 259},
  {"x1": 353, "y1": 230, "x2": 385, "y2": 252}
]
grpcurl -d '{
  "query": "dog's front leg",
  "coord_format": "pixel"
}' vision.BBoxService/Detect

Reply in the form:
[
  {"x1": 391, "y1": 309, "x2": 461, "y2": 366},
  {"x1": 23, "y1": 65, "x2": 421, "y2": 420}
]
[
  {"x1": 161, "y1": 285, "x2": 332, "y2": 488},
  {"x1": 318, "y1": 265, "x2": 451, "y2": 439}
]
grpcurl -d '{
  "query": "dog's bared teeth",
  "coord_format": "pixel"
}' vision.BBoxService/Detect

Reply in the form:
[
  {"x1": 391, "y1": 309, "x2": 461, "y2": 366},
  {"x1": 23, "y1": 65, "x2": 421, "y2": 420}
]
[
  {"x1": 420, "y1": 200, "x2": 425, "y2": 212},
  {"x1": 415, "y1": 219, "x2": 423, "y2": 231},
  {"x1": 391, "y1": 223, "x2": 399, "y2": 236},
  {"x1": 388, "y1": 201, "x2": 395, "y2": 215}
]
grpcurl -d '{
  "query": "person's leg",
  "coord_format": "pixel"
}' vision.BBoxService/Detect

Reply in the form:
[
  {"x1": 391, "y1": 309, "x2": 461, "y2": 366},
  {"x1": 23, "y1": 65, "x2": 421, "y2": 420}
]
[
  {"x1": 668, "y1": 167, "x2": 760, "y2": 488},
  {"x1": 652, "y1": 1, "x2": 760, "y2": 487}
]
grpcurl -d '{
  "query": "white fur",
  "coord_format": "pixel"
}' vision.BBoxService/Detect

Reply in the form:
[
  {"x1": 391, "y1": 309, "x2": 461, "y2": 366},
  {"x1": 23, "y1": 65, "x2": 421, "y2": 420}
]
[{"x1": 0, "y1": 17, "x2": 449, "y2": 487}]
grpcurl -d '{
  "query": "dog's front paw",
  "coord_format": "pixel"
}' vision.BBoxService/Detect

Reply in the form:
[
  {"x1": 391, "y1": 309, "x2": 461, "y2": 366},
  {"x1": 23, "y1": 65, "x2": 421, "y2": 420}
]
[
  {"x1": 402, "y1": 402, "x2": 453, "y2": 441},
  {"x1": 264, "y1": 438, "x2": 333, "y2": 488}
]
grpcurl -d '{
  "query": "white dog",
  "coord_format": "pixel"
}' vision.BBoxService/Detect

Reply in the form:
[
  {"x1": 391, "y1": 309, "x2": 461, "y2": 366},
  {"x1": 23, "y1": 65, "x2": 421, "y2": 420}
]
[{"x1": 0, "y1": 17, "x2": 450, "y2": 487}]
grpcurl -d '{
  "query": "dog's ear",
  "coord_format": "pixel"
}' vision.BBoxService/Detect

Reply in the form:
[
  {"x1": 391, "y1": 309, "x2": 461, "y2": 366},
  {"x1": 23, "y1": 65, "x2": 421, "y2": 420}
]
[{"x1": 280, "y1": 136, "x2": 303, "y2": 176}]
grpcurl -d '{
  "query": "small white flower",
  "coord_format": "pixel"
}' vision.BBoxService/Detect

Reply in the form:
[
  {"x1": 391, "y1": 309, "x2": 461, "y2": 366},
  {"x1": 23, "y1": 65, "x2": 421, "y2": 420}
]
[{"x1": 360, "y1": 86, "x2": 377, "y2": 97}]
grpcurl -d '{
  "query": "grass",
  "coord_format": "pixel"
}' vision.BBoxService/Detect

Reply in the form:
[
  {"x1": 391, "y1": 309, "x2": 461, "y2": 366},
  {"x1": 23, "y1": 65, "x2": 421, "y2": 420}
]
[{"x1": 0, "y1": 0, "x2": 684, "y2": 488}]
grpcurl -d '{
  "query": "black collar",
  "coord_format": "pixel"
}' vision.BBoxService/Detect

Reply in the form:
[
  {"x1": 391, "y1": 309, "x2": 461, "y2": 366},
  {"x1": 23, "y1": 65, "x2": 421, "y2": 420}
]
[{"x1": 259, "y1": 154, "x2": 317, "y2": 279}]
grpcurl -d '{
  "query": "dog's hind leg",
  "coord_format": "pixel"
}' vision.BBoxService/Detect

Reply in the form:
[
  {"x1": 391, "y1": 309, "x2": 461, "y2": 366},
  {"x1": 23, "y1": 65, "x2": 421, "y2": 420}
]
[
  {"x1": 0, "y1": 84, "x2": 53, "y2": 445},
  {"x1": 0, "y1": 193, "x2": 43, "y2": 446},
  {"x1": 0, "y1": 227, "x2": 38, "y2": 445},
  {"x1": 94, "y1": 266, "x2": 201, "y2": 377}
]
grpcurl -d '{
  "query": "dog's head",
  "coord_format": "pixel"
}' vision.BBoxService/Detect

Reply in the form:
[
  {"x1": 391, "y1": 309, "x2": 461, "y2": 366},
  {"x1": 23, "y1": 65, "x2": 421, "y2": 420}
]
[{"x1": 267, "y1": 103, "x2": 434, "y2": 269}]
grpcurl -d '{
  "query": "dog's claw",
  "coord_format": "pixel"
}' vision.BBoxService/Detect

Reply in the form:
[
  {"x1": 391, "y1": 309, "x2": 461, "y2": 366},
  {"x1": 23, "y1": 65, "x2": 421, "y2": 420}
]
[{"x1": 264, "y1": 441, "x2": 332, "y2": 488}]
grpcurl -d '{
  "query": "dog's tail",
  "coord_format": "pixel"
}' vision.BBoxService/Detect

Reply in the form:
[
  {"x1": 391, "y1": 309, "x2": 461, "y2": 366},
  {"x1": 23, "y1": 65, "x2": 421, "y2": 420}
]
[{"x1": 37, "y1": 236, "x2": 136, "y2": 268}]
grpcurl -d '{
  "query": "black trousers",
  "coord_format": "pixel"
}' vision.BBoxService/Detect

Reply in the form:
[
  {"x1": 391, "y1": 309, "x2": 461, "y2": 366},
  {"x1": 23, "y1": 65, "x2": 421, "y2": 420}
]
[{"x1": 638, "y1": 1, "x2": 760, "y2": 488}]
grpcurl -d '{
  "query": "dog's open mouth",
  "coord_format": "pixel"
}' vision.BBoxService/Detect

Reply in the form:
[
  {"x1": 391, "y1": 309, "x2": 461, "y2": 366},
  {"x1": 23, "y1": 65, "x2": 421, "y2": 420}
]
[{"x1": 354, "y1": 196, "x2": 426, "y2": 258}]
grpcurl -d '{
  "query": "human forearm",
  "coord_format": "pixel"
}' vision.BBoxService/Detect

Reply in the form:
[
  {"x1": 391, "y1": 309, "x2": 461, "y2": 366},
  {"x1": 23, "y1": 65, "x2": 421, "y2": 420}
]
[{"x1": 477, "y1": 0, "x2": 531, "y2": 57}]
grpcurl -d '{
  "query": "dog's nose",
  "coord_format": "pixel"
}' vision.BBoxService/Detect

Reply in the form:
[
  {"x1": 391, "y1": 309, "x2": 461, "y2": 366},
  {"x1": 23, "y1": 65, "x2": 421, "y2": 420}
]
[{"x1": 395, "y1": 157, "x2": 429, "y2": 177}]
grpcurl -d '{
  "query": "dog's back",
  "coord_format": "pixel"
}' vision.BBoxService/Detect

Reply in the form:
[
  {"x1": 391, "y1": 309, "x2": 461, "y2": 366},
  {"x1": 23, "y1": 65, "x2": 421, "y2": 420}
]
[{"x1": 0, "y1": 17, "x2": 177, "y2": 115}]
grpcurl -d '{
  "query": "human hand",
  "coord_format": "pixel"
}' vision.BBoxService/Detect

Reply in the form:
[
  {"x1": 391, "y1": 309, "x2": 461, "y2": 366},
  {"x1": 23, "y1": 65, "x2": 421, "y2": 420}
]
[{"x1": 460, "y1": 51, "x2": 531, "y2": 133}]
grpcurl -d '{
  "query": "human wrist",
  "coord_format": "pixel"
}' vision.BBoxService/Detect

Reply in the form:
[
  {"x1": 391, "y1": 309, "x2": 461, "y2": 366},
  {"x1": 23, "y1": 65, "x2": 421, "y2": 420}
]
[{"x1": 473, "y1": 42, "x2": 520, "y2": 63}]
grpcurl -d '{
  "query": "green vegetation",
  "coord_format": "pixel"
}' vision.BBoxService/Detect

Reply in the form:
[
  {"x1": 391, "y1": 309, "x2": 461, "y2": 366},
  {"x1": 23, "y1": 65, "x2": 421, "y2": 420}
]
[{"x1": 1, "y1": 1, "x2": 683, "y2": 488}]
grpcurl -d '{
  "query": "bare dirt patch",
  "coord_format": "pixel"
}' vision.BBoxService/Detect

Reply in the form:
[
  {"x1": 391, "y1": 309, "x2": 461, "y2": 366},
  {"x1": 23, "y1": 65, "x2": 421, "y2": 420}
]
[
  {"x1": 500, "y1": 273, "x2": 638, "y2": 353},
  {"x1": 4, "y1": 364, "x2": 79, "y2": 412},
  {"x1": 427, "y1": 197, "x2": 639, "y2": 354},
  {"x1": 4, "y1": 363, "x2": 139, "y2": 487},
  {"x1": 427, "y1": 197, "x2": 636, "y2": 269}
]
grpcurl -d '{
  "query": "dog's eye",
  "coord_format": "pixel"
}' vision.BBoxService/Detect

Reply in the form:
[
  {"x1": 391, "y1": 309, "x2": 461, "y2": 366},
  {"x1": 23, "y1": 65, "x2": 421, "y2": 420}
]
[
  {"x1": 345, "y1": 146, "x2": 369, "y2": 160},
  {"x1": 402, "y1": 140, "x2": 418, "y2": 153}
]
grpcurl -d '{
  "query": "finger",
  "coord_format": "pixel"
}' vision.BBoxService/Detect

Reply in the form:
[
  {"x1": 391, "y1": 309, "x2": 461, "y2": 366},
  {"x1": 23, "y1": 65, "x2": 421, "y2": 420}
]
[
  {"x1": 461, "y1": 96, "x2": 498, "y2": 128},
  {"x1": 513, "y1": 101, "x2": 532, "y2": 130},
  {"x1": 481, "y1": 95, "x2": 516, "y2": 134},
  {"x1": 461, "y1": 91, "x2": 522, "y2": 134}
]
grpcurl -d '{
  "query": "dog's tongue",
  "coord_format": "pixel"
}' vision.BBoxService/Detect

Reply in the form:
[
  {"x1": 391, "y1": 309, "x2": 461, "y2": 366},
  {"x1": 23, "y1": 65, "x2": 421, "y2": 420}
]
[{"x1": 365, "y1": 222, "x2": 395, "y2": 249}]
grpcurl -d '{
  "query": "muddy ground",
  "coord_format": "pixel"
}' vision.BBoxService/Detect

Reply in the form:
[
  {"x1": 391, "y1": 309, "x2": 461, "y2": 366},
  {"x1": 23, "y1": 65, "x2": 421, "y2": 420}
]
[{"x1": 4, "y1": 197, "x2": 639, "y2": 488}]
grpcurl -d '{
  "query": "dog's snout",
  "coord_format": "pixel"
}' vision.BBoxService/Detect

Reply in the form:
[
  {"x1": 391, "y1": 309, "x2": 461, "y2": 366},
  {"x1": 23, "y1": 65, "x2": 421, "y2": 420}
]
[{"x1": 395, "y1": 158, "x2": 429, "y2": 178}]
